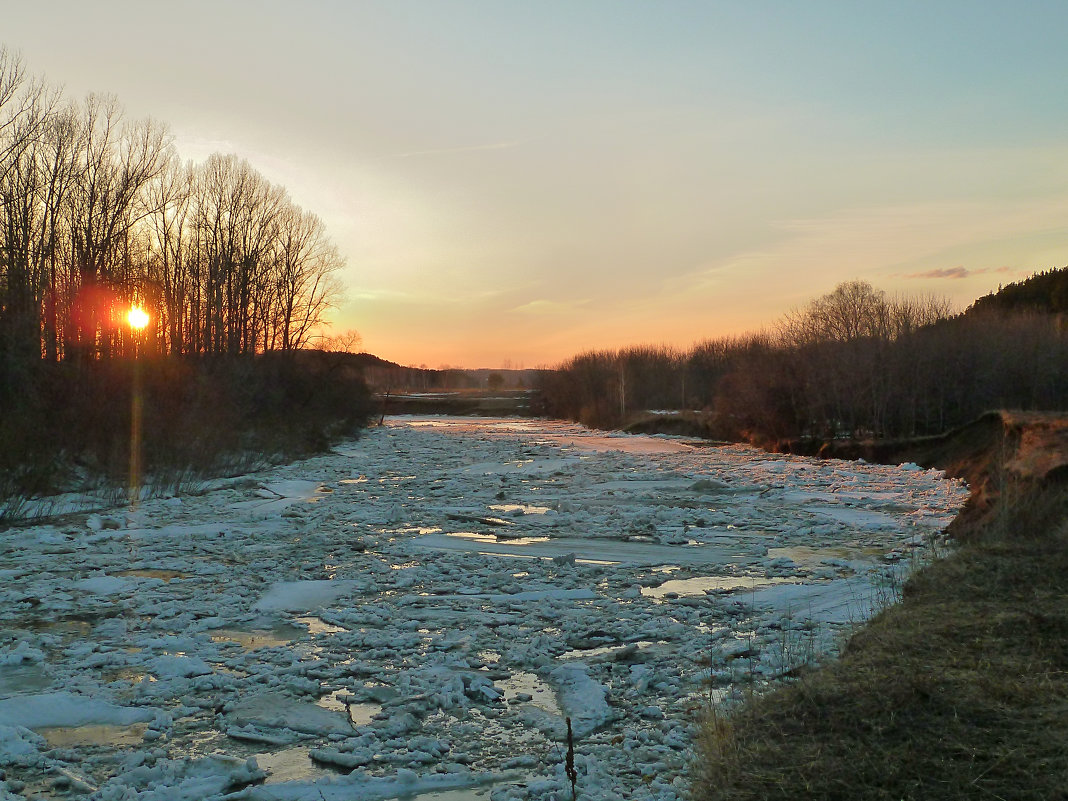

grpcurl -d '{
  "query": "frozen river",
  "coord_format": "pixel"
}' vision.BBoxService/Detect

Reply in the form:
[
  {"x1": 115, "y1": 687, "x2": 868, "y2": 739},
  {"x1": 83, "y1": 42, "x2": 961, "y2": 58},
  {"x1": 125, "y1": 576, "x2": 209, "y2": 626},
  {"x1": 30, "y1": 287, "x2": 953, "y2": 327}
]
[{"x1": 0, "y1": 417, "x2": 969, "y2": 801}]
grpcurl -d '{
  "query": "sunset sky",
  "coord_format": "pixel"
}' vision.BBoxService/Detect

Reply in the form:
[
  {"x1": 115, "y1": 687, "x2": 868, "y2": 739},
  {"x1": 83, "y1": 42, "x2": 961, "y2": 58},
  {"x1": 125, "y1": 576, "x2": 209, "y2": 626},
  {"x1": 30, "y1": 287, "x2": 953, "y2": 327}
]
[{"x1": 7, "y1": 1, "x2": 1068, "y2": 367}]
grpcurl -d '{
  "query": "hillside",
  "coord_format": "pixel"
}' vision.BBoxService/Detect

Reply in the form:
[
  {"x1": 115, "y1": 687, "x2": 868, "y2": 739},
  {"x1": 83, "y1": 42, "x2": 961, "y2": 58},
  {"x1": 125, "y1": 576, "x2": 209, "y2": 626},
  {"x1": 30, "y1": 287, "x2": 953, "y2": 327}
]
[{"x1": 967, "y1": 265, "x2": 1068, "y2": 315}]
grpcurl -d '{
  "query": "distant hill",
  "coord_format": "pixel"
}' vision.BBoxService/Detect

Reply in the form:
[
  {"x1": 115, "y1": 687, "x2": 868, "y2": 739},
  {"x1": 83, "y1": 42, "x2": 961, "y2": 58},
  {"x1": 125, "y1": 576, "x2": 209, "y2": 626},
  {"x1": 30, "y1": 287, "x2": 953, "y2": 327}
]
[
  {"x1": 348, "y1": 352, "x2": 404, "y2": 369},
  {"x1": 331, "y1": 352, "x2": 548, "y2": 392},
  {"x1": 968, "y1": 266, "x2": 1068, "y2": 315}
]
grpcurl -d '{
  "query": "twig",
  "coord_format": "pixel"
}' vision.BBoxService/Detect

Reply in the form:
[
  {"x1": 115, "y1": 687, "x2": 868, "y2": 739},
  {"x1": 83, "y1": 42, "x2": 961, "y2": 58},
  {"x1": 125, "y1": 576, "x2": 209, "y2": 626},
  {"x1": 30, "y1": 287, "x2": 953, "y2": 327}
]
[{"x1": 566, "y1": 716, "x2": 577, "y2": 801}]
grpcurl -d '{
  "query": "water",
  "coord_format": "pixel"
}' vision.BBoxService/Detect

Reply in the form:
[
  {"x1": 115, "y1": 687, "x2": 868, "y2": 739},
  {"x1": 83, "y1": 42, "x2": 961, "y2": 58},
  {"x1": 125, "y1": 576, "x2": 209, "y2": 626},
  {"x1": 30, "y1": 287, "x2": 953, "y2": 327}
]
[
  {"x1": 767, "y1": 545, "x2": 883, "y2": 566},
  {"x1": 209, "y1": 624, "x2": 306, "y2": 649},
  {"x1": 255, "y1": 746, "x2": 345, "y2": 783},
  {"x1": 498, "y1": 671, "x2": 561, "y2": 715},
  {"x1": 642, "y1": 575, "x2": 796, "y2": 599},
  {"x1": 0, "y1": 663, "x2": 54, "y2": 695},
  {"x1": 38, "y1": 723, "x2": 148, "y2": 747},
  {"x1": 115, "y1": 568, "x2": 190, "y2": 581}
]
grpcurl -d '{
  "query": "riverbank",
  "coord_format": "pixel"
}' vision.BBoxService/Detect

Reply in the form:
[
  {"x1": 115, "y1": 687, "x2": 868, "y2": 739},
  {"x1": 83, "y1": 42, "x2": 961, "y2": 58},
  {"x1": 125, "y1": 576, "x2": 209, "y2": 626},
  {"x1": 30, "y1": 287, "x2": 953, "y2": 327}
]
[
  {"x1": 692, "y1": 411, "x2": 1068, "y2": 800},
  {"x1": 0, "y1": 351, "x2": 375, "y2": 524}
]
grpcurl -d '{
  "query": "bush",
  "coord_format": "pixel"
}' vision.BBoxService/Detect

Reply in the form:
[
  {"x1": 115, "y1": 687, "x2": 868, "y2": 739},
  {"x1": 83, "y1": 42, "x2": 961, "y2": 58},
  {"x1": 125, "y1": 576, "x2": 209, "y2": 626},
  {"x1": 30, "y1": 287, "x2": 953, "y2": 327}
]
[{"x1": 0, "y1": 350, "x2": 375, "y2": 505}]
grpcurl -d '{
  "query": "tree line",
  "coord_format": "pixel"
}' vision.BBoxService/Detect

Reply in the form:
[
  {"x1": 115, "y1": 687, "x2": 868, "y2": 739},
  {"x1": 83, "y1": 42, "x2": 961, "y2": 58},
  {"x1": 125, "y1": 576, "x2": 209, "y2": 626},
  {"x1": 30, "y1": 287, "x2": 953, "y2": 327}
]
[
  {"x1": 539, "y1": 278, "x2": 1068, "y2": 446},
  {"x1": 0, "y1": 45, "x2": 343, "y2": 374},
  {"x1": 0, "y1": 46, "x2": 373, "y2": 505}
]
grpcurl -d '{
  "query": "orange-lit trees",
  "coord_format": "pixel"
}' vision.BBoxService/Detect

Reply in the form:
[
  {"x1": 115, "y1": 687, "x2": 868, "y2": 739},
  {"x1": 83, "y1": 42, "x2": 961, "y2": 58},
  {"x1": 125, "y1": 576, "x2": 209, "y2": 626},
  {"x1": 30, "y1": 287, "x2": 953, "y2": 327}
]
[
  {"x1": 66, "y1": 95, "x2": 171, "y2": 360},
  {"x1": 145, "y1": 153, "x2": 194, "y2": 355},
  {"x1": 1, "y1": 54, "x2": 349, "y2": 365}
]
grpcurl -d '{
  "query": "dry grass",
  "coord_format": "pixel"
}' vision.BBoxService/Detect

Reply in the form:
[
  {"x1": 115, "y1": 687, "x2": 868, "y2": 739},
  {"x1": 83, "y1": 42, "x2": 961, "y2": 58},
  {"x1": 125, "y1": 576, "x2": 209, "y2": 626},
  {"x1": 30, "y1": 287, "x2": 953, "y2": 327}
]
[{"x1": 692, "y1": 479, "x2": 1068, "y2": 801}]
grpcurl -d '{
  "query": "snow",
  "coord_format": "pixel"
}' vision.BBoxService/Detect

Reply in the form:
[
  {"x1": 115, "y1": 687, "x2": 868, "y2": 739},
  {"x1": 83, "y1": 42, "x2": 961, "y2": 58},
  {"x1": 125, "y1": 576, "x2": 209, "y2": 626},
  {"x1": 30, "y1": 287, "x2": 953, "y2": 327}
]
[
  {"x1": 548, "y1": 663, "x2": 613, "y2": 737},
  {"x1": 0, "y1": 415, "x2": 968, "y2": 800},
  {"x1": 75, "y1": 574, "x2": 138, "y2": 595},
  {"x1": 0, "y1": 724, "x2": 45, "y2": 762},
  {"x1": 0, "y1": 692, "x2": 155, "y2": 728},
  {"x1": 149, "y1": 655, "x2": 213, "y2": 679},
  {"x1": 254, "y1": 580, "x2": 359, "y2": 612}
]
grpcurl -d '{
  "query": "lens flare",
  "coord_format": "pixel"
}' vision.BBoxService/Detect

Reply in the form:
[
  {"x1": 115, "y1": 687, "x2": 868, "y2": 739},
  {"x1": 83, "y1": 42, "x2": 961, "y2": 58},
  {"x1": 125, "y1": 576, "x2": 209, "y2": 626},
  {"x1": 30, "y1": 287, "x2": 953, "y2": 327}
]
[{"x1": 127, "y1": 306, "x2": 149, "y2": 330}]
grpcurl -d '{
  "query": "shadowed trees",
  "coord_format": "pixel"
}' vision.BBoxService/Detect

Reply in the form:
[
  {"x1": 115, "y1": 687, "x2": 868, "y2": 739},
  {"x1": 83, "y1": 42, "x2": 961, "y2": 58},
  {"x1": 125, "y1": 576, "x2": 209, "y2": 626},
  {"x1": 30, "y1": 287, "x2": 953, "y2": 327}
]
[
  {"x1": 540, "y1": 277, "x2": 1068, "y2": 445},
  {"x1": 0, "y1": 63, "x2": 346, "y2": 366},
  {"x1": 0, "y1": 48, "x2": 366, "y2": 499}
]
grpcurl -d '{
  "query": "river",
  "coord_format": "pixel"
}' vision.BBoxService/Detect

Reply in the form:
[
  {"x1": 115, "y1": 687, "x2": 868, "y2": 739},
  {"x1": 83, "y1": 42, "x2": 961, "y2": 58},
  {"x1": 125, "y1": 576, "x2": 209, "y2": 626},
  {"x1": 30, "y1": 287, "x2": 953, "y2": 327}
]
[{"x1": 0, "y1": 416, "x2": 968, "y2": 800}]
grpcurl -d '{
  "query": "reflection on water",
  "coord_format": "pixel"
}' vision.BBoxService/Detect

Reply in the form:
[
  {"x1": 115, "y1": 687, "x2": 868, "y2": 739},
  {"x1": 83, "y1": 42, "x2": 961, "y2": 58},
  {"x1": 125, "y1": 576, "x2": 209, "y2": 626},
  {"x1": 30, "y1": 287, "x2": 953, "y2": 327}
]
[
  {"x1": 315, "y1": 688, "x2": 381, "y2": 724},
  {"x1": 115, "y1": 568, "x2": 189, "y2": 582},
  {"x1": 446, "y1": 532, "x2": 550, "y2": 547},
  {"x1": 294, "y1": 616, "x2": 347, "y2": 636},
  {"x1": 641, "y1": 575, "x2": 795, "y2": 599},
  {"x1": 499, "y1": 671, "x2": 561, "y2": 716},
  {"x1": 767, "y1": 545, "x2": 883, "y2": 565},
  {"x1": 38, "y1": 722, "x2": 148, "y2": 747},
  {"x1": 0, "y1": 663, "x2": 53, "y2": 694},
  {"x1": 488, "y1": 503, "x2": 552, "y2": 515},
  {"x1": 209, "y1": 625, "x2": 305, "y2": 650},
  {"x1": 101, "y1": 666, "x2": 151, "y2": 685},
  {"x1": 24, "y1": 617, "x2": 93, "y2": 638},
  {"x1": 256, "y1": 746, "x2": 344, "y2": 783}
]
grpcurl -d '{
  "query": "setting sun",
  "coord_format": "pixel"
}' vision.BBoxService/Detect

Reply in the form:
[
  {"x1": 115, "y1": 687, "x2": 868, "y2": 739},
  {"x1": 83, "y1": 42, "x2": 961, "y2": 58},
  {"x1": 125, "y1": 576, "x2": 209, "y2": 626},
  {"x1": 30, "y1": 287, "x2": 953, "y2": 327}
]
[{"x1": 127, "y1": 306, "x2": 149, "y2": 330}]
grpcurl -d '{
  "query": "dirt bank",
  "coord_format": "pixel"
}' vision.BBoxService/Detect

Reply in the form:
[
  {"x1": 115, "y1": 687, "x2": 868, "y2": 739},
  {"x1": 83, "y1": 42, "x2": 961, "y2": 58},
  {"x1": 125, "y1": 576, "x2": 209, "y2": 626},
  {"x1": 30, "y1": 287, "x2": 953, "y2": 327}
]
[
  {"x1": 691, "y1": 411, "x2": 1068, "y2": 800},
  {"x1": 804, "y1": 411, "x2": 1068, "y2": 529}
]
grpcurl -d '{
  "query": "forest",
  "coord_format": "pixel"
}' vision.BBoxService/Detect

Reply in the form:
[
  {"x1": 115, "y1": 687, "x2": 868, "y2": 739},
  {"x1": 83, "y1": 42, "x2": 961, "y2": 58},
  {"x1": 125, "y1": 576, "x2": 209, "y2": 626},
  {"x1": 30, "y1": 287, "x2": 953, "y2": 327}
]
[
  {"x1": 539, "y1": 273, "x2": 1068, "y2": 447},
  {"x1": 0, "y1": 46, "x2": 372, "y2": 501},
  {"x1": 0, "y1": 47, "x2": 342, "y2": 367}
]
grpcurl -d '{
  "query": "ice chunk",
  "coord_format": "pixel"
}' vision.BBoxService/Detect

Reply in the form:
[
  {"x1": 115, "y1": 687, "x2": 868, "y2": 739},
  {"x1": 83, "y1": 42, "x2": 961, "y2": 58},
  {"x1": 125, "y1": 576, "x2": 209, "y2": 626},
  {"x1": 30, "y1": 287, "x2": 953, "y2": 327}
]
[
  {"x1": 0, "y1": 724, "x2": 45, "y2": 763},
  {"x1": 0, "y1": 692, "x2": 155, "y2": 728},
  {"x1": 228, "y1": 692, "x2": 352, "y2": 736},
  {"x1": 254, "y1": 580, "x2": 358, "y2": 612},
  {"x1": 549, "y1": 663, "x2": 613, "y2": 737},
  {"x1": 75, "y1": 574, "x2": 135, "y2": 595},
  {"x1": 149, "y1": 655, "x2": 213, "y2": 678}
]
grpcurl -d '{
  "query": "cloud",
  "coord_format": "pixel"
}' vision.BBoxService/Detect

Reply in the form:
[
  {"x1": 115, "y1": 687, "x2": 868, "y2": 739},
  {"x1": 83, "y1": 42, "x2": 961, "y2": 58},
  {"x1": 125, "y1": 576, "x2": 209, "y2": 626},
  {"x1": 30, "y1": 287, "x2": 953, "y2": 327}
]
[
  {"x1": 904, "y1": 266, "x2": 971, "y2": 279},
  {"x1": 678, "y1": 198, "x2": 1067, "y2": 298},
  {"x1": 901, "y1": 265, "x2": 1015, "y2": 280}
]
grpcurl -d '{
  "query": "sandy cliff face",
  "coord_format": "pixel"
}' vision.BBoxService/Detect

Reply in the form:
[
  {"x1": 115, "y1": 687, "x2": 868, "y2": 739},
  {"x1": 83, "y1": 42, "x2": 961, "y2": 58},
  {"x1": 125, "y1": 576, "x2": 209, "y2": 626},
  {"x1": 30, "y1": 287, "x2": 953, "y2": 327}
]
[
  {"x1": 1000, "y1": 411, "x2": 1068, "y2": 481},
  {"x1": 886, "y1": 411, "x2": 1068, "y2": 534}
]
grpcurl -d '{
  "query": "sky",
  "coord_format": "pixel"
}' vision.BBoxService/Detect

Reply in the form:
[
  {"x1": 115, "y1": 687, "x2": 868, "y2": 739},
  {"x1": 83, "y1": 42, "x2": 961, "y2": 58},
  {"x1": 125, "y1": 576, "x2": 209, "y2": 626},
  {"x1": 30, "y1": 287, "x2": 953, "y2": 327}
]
[{"x1": 6, "y1": 1, "x2": 1068, "y2": 368}]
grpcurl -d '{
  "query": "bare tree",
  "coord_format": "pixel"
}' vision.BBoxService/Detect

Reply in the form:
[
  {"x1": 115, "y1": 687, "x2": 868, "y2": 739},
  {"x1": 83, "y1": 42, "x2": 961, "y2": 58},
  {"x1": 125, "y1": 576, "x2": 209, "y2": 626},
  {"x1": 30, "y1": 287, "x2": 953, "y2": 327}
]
[
  {"x1": 146, "y1": 154, "x2": 194, "y2": 354},
  {"x1": 67, "y1": 95, "x2": 171, "y2": 358},
  {"x1": 0, "y1": 77, "x2": 67, "y2": 367},
  {"x1": 1, "y1": 54, "x2": 352, "y2": 367},
  {"x1": 316, "y1": 327, "x2": 362, "y2": 353},
  {"x1": 0, "y1": 46, "x2": 49, "y2": 186},
  {"x1": 272, "y1": 206, "x2": 344, "y2": 350}
]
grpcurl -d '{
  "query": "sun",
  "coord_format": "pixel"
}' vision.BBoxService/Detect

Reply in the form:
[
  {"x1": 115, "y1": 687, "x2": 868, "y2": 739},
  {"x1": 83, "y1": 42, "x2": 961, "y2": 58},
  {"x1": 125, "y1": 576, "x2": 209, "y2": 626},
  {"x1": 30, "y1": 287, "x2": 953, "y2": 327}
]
[{"x1": 127, "y1": 306, "x2": 149, "y2": 330}]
